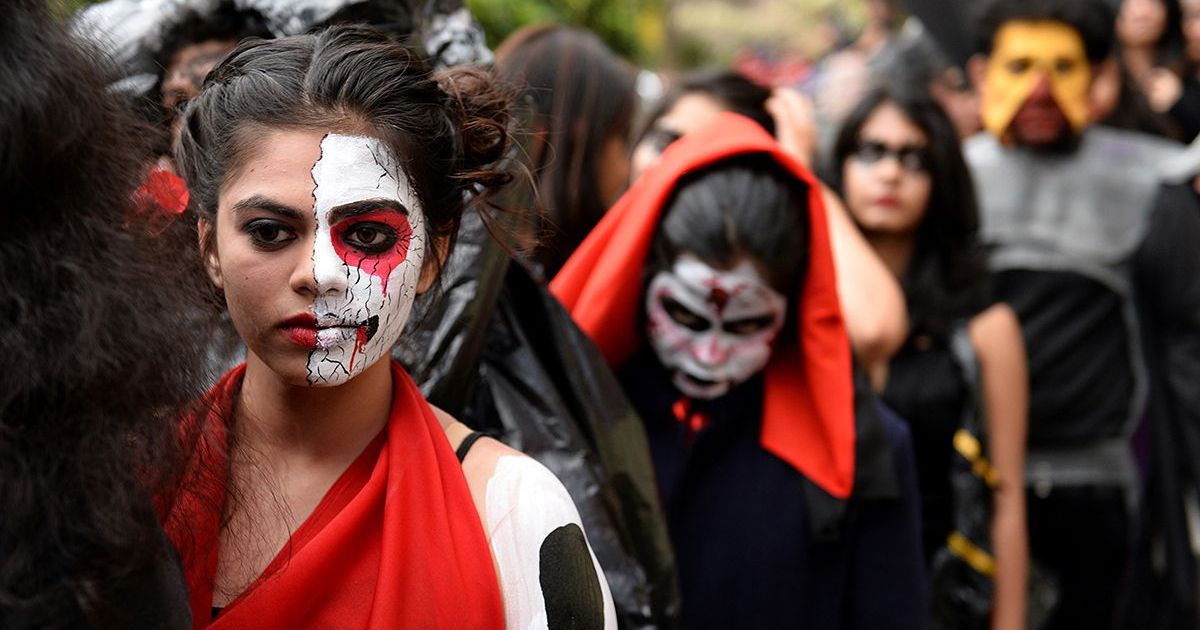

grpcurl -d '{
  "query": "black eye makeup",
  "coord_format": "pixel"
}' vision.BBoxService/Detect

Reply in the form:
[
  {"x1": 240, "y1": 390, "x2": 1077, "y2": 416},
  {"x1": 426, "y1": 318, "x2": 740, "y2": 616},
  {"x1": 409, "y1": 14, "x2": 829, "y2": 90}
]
[
  {"x1": 853, "y1": 140, "x2": 930, "y2": 173},
  {"x1": 340, "y1": 222, "x2": 398, "y2": 254},
  {"x1": 723, "y1": 314, "x2": 779, "y2": 335},
  {"x1": 243, "y1": 218, "x2": 298, "y2": 250},
  {"x1": 661, "y1": 295, "x2": 710, "y2": 332}
]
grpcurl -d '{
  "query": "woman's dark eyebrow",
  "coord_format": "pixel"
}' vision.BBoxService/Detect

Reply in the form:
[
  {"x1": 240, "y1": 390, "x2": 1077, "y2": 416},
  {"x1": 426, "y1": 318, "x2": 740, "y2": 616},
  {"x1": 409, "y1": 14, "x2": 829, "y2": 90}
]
[
  {"x1": 231, "y1": 195, "x2": 305, "y2": 219},
  {"x1": 329, "y1": 199, "x2": 408, "y2": 223}
]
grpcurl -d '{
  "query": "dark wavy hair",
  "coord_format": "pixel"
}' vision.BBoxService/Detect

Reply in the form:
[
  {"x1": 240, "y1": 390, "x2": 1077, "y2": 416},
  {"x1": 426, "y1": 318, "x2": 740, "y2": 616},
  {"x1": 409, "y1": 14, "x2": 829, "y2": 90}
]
[
  {"x1": 176, "y1": 25, "x2": 513, "y2": 277},
  {"x1": 0, "y1": 1, "x2": 215, "y2": 626},
  {"x1": 829, "y1": 87, "x2": 990, "y2": 339},
  {"x1": 495, "y1": 24, "x2": 637, "y2": 278}
]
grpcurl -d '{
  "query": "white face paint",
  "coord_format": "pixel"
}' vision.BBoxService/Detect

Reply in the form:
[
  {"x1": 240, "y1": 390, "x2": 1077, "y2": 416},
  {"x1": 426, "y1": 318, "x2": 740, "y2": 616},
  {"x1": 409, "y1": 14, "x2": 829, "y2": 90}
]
[
  {"x1": 304, "y1": 134, "x2": 426, "y2": 386},
  {"x1": 645, "y1": 254, "x2": 787, "y2": 399}
]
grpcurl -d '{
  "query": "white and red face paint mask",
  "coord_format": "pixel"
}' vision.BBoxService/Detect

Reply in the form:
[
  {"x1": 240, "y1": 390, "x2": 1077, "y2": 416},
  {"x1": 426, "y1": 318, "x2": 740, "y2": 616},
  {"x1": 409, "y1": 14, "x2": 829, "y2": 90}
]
[
  {"x1": 645, "y1": 254, "x2": 787, "y2": 399},
  {"x1": 303, "y1": 134, "x2": 426, "y2": 386}
]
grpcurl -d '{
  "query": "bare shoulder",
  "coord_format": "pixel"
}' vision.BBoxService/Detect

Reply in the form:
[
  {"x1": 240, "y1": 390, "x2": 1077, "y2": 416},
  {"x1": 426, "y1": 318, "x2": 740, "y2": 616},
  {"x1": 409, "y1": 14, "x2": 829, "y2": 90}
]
[
  {"x1": 429, "y1": 404, "x2": 528, "y2": 509},
  {"x1": 967, "y1": 303, "x2": 1025, "y2": 366}
]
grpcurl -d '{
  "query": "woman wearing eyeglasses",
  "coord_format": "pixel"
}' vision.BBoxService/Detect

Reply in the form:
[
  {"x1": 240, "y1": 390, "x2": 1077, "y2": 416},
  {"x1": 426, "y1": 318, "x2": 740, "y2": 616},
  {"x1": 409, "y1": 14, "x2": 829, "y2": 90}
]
[{"x1": 831, "y1": 87, "x2": 1029, "y2": 630}]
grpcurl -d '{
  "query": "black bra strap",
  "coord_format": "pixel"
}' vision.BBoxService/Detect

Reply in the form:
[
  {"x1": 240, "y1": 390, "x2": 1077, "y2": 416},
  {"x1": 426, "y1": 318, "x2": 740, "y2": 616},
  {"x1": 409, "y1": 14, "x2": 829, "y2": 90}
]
[{"x1": 456, "y1": 431, "x2": 485, "y2": 463}]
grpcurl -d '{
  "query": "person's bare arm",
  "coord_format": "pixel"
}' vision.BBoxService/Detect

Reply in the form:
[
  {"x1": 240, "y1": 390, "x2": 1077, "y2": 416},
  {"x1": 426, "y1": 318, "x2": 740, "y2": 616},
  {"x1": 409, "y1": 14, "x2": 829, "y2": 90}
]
[
  {"x1": 969, "y1": 304, "x2": 1029, "y2": 630},
  {"x1": 822, "y1": 186, "x2": 908, "y2": 381},
  {"x1": 766, "y1": 87, "x2": 907, "y2": 380}
]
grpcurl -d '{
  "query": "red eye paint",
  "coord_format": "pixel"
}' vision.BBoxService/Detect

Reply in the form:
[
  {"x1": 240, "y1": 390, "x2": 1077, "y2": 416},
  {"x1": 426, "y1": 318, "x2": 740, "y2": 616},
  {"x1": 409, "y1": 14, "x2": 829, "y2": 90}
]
[{"x1": 330, "y1": 209, "x2": 413, "y2": 296}]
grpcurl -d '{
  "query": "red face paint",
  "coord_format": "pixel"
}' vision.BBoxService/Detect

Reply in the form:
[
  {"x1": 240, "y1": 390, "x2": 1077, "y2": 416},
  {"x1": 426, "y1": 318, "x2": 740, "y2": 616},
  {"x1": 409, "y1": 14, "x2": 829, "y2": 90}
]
[
  {"x1": 330, "y1": 209, "x2": 413, "y2": 297},
  {"x1": 347, "y1": 325, "x2": 369, "y2": 373}
]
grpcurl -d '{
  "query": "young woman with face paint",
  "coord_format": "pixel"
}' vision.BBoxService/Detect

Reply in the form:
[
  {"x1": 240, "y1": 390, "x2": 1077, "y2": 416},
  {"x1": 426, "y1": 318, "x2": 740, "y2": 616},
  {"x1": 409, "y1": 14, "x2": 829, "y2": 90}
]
[
  {"x1": 553, "y1": 113, "x2": 927, "y2": 629},
  {"x1": 832, "y1": 87, "x2": 1029, "y2": 630},
  {"x1": 168, "y1": 26, "x2": 616, "y2": 629}
]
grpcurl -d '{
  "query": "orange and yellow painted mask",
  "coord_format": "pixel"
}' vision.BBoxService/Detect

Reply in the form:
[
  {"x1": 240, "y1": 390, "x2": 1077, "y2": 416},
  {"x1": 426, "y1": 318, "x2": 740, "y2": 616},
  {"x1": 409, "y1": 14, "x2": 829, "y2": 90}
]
[{"x1": 981, "y1": 20, "x2": 1092, "y2": 139}]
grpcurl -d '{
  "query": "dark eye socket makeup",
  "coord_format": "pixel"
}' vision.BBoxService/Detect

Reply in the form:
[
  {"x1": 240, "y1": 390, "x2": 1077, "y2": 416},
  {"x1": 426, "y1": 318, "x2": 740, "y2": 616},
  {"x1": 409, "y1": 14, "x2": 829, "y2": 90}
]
[
  {"x1": 661, "y1": 296, "x2": 710, "y2": 332},
  {"x1": 340, "y1": 222, "x2": 398, "y2": 253},
  {"x1": 231, "y1": 196, "x2": 409, "y2": 253},
  {"x1": 244, "y1": 218, "x2": 298, "y2": 249},
  {"x1": 853, "y1": 139, "x2": 930, "y2": 173},
  {"x1": 723, "y1": 314, "x2": 778, "y2": 335}
]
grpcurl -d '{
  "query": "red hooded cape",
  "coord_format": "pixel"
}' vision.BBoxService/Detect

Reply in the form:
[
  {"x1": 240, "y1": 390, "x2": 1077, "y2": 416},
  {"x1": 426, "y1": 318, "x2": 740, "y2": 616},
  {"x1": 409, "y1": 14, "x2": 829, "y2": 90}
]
[
  {"x1": 550, "y1": 113, "x2": 856, "y2": 499},
  {"x1": 165, "y1": 362, "x2": 504, "y2": 629}
]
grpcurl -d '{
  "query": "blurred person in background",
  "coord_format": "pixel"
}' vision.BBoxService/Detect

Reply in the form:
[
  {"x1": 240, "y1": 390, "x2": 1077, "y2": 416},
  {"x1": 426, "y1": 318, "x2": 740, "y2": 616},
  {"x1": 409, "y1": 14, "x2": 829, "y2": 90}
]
[
  {"x1": 631, "y1": 69, "x2": 909, "y2": 386},
  {"x1": 152, "y1": 1, "x2": 272, "y2": 168},
  {"x1": 554, "y1": 113, "x2": 926, "y2": 630},
  {"x1": 967, "y1": 0, "x2": 1200, "y2": 626},
  {"x1": 632, "y1": 70, "x2": 779, "y2": 178},
  {"x1": 0, "y1": 0, "x2": 214, "y2": 627},
  {"x1": 832, "y1": 87, "x2": 1029, "y2": 630},
  {"x1": 494, "y1": 24, "x2": 638, "y2": 279},
  {"x1": 1184, "y1": 0, "x2": 1200, "y2": 63},
  {"x1": 1115, "y1": 0, "x2": 1200, "y2": 139},
  {"x1": 880, "y1": 31, "x2": 982, "y2": 139}
]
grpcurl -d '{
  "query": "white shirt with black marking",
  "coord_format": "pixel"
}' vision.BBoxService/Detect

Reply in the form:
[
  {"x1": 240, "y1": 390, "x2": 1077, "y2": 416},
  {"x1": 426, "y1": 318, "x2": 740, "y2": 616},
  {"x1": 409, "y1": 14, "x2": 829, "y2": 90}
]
[{"x1": 484, "y1": 456, "x2": 618, "y2": 630}]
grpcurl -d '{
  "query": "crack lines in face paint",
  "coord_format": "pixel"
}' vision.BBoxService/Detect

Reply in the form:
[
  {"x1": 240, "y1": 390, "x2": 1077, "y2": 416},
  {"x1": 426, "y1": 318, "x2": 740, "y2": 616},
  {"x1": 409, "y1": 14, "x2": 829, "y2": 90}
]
[
  {"x1": 368, "y1": 141, "x2": 391, "y2": 192},
  {"x1": 301, "y1": 134, "x2": 427, "y2": 387},
  {"x1": 305, "y1": 134, "x2": 330, "y2": 386}
]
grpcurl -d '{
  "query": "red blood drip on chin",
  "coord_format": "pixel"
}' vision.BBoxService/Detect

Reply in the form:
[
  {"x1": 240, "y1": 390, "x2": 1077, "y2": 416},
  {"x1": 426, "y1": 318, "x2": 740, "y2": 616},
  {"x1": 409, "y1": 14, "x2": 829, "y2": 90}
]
[{"x1": 348, "y1": 326, "x2": 368, "y2": 373}]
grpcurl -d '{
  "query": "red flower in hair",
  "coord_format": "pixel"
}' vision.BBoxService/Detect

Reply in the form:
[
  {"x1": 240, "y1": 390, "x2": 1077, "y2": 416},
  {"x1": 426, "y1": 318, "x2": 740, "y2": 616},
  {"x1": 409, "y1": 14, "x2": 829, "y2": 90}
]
[{"x1": 135, "y1": 168, "x2": 190, "y2": 217}]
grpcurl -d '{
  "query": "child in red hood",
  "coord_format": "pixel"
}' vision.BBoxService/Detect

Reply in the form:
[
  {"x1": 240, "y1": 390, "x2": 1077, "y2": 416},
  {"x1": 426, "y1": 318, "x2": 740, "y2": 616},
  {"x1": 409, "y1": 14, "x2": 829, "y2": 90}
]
[{"x1": 553, "y1": 113, "x2": 926, "y2": 629}]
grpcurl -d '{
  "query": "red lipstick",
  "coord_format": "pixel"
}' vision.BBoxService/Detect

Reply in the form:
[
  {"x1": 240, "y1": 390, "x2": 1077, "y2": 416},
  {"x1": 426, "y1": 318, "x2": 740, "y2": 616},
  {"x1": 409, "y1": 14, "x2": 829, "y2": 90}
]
[{"x1": 280, "y1": 313, "x2": 318, "y2": 348}]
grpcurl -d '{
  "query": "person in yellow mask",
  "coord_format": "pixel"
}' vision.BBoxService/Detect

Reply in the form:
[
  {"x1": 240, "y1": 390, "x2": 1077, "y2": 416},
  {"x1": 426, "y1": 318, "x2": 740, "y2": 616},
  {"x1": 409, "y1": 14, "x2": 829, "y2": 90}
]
[
  {"x1": 964, "y1": 1, "x2": 1200, "y2": 629},
  {"x1": 977, "y1": 20, "x2": 1093, "y2": 146}
]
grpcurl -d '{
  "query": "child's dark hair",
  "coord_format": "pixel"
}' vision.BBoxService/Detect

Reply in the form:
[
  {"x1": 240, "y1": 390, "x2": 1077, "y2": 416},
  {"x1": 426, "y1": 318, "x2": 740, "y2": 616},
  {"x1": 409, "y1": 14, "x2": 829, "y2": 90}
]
[
  {"x1": 652, "y1": 154, "x2": 810, "y2": 296},
  {"x1": 176, "y1": 25, "x2": 513, "y2": 277}
]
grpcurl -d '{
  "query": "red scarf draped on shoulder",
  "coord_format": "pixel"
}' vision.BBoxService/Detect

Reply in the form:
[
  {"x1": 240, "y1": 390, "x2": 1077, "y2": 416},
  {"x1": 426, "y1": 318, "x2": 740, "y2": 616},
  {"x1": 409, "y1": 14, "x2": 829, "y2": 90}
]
[
  {"x1": 164, "y1": 361, "x2": 503, "y2": 629},
  {"x1": 550, "y1": 113, "x2": 856, "y2": 499}
]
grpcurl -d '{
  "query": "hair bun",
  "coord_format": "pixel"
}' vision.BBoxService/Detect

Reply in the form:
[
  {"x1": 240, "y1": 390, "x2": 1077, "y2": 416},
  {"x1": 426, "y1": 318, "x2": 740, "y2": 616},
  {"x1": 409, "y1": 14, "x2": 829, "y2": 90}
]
[{"x1": 436, "y1": 65, "x2": 513, "y2": 191}]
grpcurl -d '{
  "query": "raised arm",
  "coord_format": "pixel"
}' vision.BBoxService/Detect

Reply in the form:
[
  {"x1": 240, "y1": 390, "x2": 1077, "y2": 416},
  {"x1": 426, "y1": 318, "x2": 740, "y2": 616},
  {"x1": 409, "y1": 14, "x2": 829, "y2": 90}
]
[{"x1": 822, "y1": 186, "x2": 910, "y2": 381}]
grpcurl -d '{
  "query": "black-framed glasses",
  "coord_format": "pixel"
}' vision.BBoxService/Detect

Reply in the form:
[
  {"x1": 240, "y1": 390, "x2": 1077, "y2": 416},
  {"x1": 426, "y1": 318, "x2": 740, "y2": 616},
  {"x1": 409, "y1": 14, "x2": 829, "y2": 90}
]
[{"x1": 852, "y1": 140, "x2": 930, "y2": 173}]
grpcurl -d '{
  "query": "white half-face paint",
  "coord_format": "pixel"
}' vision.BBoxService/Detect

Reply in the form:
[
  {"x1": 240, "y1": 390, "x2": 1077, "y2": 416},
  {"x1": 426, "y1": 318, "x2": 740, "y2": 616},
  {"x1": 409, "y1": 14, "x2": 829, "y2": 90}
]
[
  {"x1": 645, "y1": 254, "x2": 787, "y2": 399},
  {"x1": 484, "y1": 455, "x2": 617, "y2": 630},
  {"x1": 306, "y1": 134, "x2": 426, "y2": 386}
]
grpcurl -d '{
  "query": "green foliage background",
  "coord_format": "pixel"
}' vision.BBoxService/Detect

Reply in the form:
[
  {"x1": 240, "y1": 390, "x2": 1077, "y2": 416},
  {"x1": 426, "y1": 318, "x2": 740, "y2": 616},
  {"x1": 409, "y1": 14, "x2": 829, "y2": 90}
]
[
  {"x1": 58, "y1": 0, "x2": 859, "y2": 69},
  {"x1": 467, "y1": 0, "x2": 665, "y2": 65}
]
